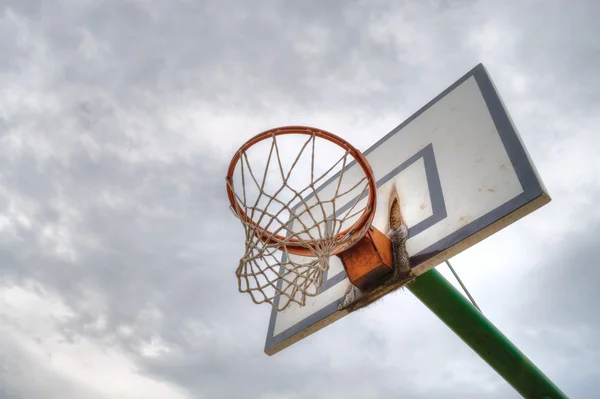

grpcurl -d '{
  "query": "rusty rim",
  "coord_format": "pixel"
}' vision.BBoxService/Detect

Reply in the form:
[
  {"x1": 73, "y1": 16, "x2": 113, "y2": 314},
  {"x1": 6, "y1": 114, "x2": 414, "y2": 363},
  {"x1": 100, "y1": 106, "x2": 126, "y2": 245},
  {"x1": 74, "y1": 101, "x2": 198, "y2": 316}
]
[{"x1": 226, "y1": 126, "x2": 377, "y2": 257}]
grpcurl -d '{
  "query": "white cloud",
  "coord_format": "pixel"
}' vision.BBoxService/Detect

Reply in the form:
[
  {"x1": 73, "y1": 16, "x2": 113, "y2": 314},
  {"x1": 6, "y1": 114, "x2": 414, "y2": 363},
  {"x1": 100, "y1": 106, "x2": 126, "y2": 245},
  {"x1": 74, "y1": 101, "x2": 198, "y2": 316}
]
[
  {"x1": 0, "y1": 285, "x2": 190, "y2": 399},
  {"x1": 0, "y1": 0, "x2": 598, "y2": 398}
]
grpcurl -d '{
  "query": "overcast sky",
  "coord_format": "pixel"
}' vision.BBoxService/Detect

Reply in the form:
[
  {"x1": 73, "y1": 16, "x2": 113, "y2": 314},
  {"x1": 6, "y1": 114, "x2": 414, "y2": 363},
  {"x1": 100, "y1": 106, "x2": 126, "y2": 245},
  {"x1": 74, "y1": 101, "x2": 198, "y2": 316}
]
[{"x1": 1, "y1": 0, "x2": 599, "y2": 398}]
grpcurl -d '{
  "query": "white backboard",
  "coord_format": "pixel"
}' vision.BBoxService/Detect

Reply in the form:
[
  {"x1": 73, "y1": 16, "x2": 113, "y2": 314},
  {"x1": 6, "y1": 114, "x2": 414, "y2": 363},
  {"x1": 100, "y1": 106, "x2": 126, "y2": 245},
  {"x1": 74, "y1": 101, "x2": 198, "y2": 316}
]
[{"x1": 264, "y1": 64, "x2": 549, "y2": 355}]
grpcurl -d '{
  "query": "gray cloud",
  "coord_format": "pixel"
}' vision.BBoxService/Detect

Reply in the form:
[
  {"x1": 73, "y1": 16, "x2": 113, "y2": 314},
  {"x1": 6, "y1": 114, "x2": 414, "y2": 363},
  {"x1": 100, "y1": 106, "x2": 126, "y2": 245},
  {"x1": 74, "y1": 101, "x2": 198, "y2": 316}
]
[{"x1": 0, "y1": 0, "x2": 598, "y2": 398}]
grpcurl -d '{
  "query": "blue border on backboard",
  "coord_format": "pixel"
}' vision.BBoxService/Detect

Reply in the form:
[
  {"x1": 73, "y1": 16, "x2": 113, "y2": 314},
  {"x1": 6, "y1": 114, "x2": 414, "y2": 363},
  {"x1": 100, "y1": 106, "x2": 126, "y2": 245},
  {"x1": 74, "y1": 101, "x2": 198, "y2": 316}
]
[
  {"x1": 264, "y1": 63, "x2": 545, "y2": 354},
  {"x1": 316, "y1": 143, "x2": 446, "y2": 295}
]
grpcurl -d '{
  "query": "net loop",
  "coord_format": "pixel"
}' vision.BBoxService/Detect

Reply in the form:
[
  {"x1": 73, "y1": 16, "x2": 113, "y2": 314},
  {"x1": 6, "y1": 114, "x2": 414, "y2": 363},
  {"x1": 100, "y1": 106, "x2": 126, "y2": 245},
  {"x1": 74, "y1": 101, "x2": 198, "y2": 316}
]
[{"x1": 226, "y1": 126, "x2": 376, "y2": 311}]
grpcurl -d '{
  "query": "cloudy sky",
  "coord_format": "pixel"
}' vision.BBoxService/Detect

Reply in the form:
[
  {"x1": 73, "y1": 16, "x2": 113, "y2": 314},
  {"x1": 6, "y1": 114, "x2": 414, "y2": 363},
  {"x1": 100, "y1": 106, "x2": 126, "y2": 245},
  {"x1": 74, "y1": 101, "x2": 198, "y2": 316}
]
[{"x1": 1, "y1": 0, "x2": 598, "y2": 398}]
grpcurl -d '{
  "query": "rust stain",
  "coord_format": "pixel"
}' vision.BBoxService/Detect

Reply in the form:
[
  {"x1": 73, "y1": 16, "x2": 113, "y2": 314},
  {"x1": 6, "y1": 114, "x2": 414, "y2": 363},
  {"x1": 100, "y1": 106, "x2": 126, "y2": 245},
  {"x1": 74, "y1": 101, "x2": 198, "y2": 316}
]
[
  {"x1": 459, "y1": 216, "x2": 473, "y2": 224},
  {"x1": 389, "y1": 189, "x2": 403, "y2": 229},
  {"x1": 500, "y1": 164, "x2": 506, "y2": 169},
  {"x1": 420, "y1": 202, "x2": 426, "y2": 210},
  {"x1": 488, "y1": 188, "x2": 496, "y2": 193}
]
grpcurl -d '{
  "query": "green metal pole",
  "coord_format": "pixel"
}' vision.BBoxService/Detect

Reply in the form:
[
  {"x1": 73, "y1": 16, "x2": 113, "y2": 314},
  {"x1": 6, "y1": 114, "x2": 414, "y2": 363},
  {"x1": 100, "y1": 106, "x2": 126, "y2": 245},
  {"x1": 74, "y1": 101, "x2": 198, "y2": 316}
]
[{"x1": 407, "y1": 268, "x2": 568, "y2": 399}]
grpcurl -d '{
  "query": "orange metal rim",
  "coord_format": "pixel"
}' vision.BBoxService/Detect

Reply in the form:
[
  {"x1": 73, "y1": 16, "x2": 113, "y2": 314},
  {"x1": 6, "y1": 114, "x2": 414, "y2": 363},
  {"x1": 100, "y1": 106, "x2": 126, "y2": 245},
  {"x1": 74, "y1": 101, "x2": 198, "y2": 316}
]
[{"x1": 226, "y1": 126, "x2": 377, "y2": 257}]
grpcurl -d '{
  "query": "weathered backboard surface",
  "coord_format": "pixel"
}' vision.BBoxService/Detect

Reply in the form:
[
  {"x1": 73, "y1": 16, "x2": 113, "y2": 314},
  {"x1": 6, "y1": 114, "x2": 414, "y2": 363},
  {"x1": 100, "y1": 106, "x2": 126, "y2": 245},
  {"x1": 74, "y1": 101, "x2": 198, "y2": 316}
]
[{"x1": 264, "y1": 63, "x2": 550, "y2": 355}]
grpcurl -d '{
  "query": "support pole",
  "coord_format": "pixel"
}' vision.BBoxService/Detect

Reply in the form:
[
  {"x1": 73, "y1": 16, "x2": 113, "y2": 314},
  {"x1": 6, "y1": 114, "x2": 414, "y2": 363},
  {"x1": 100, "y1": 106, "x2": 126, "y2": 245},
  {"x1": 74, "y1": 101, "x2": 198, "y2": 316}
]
[{"x1": 407, "y1": 268, "x2": 568, "y2": 399}]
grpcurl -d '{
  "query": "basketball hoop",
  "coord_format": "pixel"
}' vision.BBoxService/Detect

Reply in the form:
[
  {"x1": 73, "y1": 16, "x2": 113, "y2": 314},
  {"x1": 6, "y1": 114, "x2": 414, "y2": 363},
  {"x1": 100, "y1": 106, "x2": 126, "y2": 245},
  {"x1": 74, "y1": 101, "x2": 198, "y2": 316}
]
[{"x1": 226, "y1": 126, "x2": 386, "y2": 311}]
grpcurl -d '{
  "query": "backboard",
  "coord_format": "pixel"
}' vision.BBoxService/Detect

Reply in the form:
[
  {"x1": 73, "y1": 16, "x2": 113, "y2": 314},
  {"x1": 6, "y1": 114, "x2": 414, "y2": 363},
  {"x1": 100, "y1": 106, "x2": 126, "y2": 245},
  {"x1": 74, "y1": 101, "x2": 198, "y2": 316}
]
[{"x1": 264, "y1": 63, "x2": 550, "y2": 355}]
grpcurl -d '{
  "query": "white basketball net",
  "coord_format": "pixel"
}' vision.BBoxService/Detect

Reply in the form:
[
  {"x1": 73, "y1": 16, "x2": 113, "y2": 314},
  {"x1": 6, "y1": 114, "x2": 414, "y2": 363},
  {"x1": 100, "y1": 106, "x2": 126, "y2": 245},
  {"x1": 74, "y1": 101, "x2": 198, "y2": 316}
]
[{"x1": 228, "y1": 131, "x2": 372, "y2": 311}]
